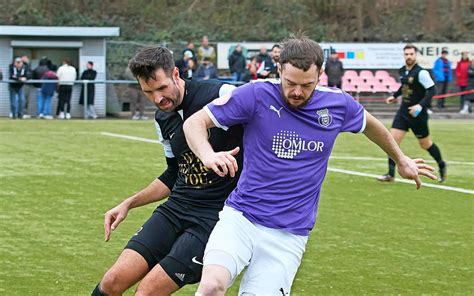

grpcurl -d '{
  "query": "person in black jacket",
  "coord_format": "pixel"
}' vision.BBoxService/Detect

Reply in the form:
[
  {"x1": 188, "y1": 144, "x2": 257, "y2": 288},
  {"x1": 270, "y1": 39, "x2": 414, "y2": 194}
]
[
  {"x1": 91, "y1": 47, "x2": 243, "y2": 296},
  {"x1": 325, "y1": 49, "x2": 344, "y2": 88},
  {"x1": 79, "y1": 61, "x2": 98, "y2": 119},
  {"x1": 9, "y1": 57, "x2": 28, "y2": 119},
  {"x1": 228, "y1": 44, "x2": 246, "y2": 82},
  {"x1": 378, "y1": 44, "x2": 447, "y2": 182}
]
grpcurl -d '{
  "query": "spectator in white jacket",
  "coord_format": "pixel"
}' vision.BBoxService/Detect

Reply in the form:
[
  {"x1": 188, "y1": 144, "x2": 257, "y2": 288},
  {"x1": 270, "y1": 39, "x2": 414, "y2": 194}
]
[{"x1": 56, "y1": 59, "x2": 77, "y2": 119}]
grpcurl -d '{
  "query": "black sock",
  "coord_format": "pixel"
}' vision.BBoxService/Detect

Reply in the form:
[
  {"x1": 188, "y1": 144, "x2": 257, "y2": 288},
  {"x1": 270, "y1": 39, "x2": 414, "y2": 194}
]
[
  {"x1": 388, "y1": 158, "x2": 396, "y2": 177},
  {"x1": 427, "y1": 143, "x2": 444, "y2": 166},
  {"x1": 91, "y1": 283, "x2": 108, "y2": 296}
]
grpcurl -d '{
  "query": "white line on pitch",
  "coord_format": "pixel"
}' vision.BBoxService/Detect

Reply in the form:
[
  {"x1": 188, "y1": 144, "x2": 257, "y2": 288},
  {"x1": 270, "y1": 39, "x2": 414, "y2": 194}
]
[
  {"x1": 101, "y1": 132, "x2": 160, "y2": 144},
  {"x1": 330, "y1": 156, "x2": 474, "y2": 166},
  {"x1": 328, "y1": 167, "x2": 474, "y2": 195},
  {"x1": 100, "y1": 132, "x2": 474, "y2": 195}
]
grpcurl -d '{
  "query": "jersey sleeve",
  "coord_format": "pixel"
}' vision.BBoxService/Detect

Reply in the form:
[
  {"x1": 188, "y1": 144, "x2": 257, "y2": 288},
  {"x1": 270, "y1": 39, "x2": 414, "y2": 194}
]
[
  {"x1": 204, "y1": 83, "x2": 257, "y2": 131},
  {"x1": 154, "y1": 121, "x2": 174, "y2": 157},
  {"x1": 418, "y1": 69, "x2": 435, "y2": 89},
  {"x1": 341, "y1": 92, "x2": 366, "y2": 133}
]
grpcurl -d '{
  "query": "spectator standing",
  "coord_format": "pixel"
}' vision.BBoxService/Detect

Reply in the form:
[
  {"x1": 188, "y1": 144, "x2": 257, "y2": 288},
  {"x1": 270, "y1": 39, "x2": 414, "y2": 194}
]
[
  {"x1": 124, "y1": 67, "x2": 148, "y2": 120},
  {"x1": 39, "y1": 68, "x2": 57, "y2": 120},
  {"x1": 464, "y1": 59, "x2": 474, "y2": 114},
  {"x1": 79, "y1": 61, "x2": 98, "y2": 119},
  {"x1": 175, "y1": 50, "x2": 195, "y2": 79},
  {"x1": 228, "y1": 44, "x2": 247, "y2": 82},
  {"x1": 195, "y1": 57, "x2": 218, "y2": 80},
  {"x1": 256, "y1": 46, "x2": 272, "y2": 66},
  {"x1": 325, "y1": 48, "x2": 344, "y2": 88},
  {"x1": 455, "y1": 52, "x2": 470, "y2": 113},
  {"x1": 182, "y1": 41, "x2": 197, "y2": 64},
  {"x1": 20, "y1": 55, "x2": 32, "y2": 118},
  {"x1": 243, "y1": 56, "x2": 259, "y2": 82},
  {"x1": 56, "y1": 58, "x2": 77, "y2": 119},
  {"x1": 9, "y1": 57, "x2": 28, "y2": 119},
  {"x1": 32, "y1": 58, "x2": 50, "y2": 118},
  {"x1": 197, "y1": 35, "x2": 216, "y2": 64},
  {"x1": 432, "y1": 50, "x2": 452, "y2": 109}
]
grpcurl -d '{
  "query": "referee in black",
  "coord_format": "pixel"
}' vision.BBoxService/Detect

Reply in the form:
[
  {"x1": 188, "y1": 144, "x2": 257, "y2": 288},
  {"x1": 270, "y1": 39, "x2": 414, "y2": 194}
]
[
  {"x1": 378, "y1": 44, "x2": 447, "y2": 183},
  {"x1": 92, "y1": 47, "x2": 243, "y2": 295}
]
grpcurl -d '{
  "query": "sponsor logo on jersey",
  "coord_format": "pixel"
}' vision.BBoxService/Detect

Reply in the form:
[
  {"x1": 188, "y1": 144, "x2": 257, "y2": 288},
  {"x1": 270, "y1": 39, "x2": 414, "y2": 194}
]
[
  {"x1": 316, "y1": 108, "x2": 332, "y2": 127},
  {"x1": 272, "y1": 130, "x2": 324, "y2": 159}
]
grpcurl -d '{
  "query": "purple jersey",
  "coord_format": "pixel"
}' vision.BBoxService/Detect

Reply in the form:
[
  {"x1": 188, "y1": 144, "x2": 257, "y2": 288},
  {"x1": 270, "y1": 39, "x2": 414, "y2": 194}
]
[{"x1": 205, "y1": 80, "x2": 366, "y2": 235}]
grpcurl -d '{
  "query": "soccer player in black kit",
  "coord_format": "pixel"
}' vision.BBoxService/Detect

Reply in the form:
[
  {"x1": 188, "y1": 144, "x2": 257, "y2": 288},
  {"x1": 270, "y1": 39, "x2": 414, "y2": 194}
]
[
  {"x1": 377, "y1": 44, "x2": 447, "y2": 183},
  {"x1": 92, "y1": 47, "x2": 243, "y2": 295}
]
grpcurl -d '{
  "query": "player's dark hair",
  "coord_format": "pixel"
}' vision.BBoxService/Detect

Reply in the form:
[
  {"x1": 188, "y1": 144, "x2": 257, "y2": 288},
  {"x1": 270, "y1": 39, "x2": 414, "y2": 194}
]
[
  {"x1": 272, "y1": 44, "x2": 281, "y2": 51},
  {"x1": 279, "y1": 36, "x2": 324, "y2": 72},
  {"x1": 128, "y1": 47, "x2": 175, "y2": 81},
  {"x1": 404, "y1": 44, "x2": 418, "y2": 52}
]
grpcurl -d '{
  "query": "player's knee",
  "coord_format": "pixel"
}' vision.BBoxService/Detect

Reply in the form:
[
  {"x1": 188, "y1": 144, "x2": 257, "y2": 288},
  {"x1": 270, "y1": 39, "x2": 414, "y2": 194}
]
[
  {"x1": 198, "y1": 277, "x2": 227, "y2": 296},
  {"x1": 100, "y1": 270, "x2": 127, "y2": 295},
  {"x1": 419, "y1": 140, "x2": 432, "y2": 150}
]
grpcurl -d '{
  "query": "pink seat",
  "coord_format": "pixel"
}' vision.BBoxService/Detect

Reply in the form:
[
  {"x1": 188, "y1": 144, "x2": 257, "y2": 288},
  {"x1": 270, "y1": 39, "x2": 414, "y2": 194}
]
[
  {"x1": 365, "y1": 77, "x2": 380, "y2": 86},
  {"x1": 359, "y1": 70, "x2": 374, "y2": 79},
  {"x1": 342, "y1": 83, "x2": 357, "y2": 92},
  {"x1": 381, "y1": 76, "x2": 396, "y2": 84},
  {"x1": 344, "y1": 70, "x2": 358, "y2": 78},
  {"x1": 372, "y1": 83, "x2": 389, "y2": 93},
  {"x1": 349, "y1": 77, "x2": 365, "y2": 85},
  {"x1": 357, "y1": 83, "x2": 373, "y2": 93},
  {"x1": 387, "y1": 82, "x2": 401, "y2": 92},
  {"x1": 375, "y1": 70, "x2": 390, "y2": 79}
]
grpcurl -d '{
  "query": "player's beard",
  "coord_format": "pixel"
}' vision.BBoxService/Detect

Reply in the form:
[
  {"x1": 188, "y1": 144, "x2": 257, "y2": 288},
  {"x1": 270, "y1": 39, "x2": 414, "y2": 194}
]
[
  {"x1": 281, "y1": 87, "x2": 315, "y2": 109},
  {"x1": 405, "y1": 58, "x2": 416, "y2": 67},
  {"x1": 158, "y1": 82, "x2": 182, "y2": 112}
]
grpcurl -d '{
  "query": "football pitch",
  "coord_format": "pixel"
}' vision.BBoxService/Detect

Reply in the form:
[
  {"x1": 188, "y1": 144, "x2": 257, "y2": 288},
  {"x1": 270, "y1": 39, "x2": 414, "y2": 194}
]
[{"x1": 1, "y1": 119, "x2": 473, "y2": 295}]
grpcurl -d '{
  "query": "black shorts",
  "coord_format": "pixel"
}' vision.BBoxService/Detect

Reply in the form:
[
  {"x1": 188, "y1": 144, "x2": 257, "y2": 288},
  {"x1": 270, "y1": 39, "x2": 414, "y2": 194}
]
[
  {"x1": 125, "y1": 207, "x2": 210, "y2": 287},
  {"x1": 391, "y1": 109, "x2": 429, "y2": 139}
]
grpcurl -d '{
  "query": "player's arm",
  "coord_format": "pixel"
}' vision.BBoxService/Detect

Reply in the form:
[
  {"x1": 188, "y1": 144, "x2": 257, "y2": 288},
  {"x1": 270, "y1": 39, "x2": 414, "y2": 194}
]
[
  {"x1": 362, "y1": 111, "x2": 437, "y2": 188},
  {"x1": 387, "y1": 84, "x2": 402, "y2": 104},
  {"x1": 103, "y1": 164, "x2": 176, "y2": 242},
  {"x1": 417, "y1": 70, "x2": 436, "y2": 109},
  {"x1": 183, "y1": 108, "x2": 239, "y2": 178}
]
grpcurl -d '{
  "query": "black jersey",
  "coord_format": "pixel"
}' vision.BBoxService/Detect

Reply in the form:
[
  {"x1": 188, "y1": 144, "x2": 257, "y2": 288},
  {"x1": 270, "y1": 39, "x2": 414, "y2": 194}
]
[
  {"x1": 155, "y1": 79, "x2": 243, "y2": 230},
  {"x1": 395, "y1": 63, "x2": 435, "y2": 113}
]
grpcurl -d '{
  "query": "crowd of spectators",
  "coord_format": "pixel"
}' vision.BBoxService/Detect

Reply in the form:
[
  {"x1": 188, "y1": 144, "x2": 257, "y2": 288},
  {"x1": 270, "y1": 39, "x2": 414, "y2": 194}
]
[{"x1": 5, "y1": 55, "x2": 98, "y2": 119}]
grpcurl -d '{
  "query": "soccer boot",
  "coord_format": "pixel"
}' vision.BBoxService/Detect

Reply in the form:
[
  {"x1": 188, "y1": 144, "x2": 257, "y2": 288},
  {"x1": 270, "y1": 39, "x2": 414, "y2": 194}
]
[
  {"x1": 439, "y1": 162, "x2": 447, "y2": 183},
  {"x1": 376, "y1": 174, "x2": 395, "y2": 182}
]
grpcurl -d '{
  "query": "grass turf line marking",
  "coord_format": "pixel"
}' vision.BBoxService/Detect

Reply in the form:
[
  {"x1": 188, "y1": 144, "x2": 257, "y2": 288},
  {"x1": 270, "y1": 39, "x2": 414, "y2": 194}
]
[
  {"x1": 330, "y1": 156, "x2": 474, "y2": 166},
  {"x1": 328, "y1": 168, "x2": 474, "y2": 195},
  {"x1": 101, "y1": 132, "x2": 160, "y2": 144},
  {"x1": 101, "y1": 132, "x2": 474, "y2": 195}
]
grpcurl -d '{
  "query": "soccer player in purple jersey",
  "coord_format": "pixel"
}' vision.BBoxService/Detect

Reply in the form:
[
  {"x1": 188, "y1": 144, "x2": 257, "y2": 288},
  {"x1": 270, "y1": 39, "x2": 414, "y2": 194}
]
[{"x1": 183, "y1": 37, "x2": 437, "y2": 295}]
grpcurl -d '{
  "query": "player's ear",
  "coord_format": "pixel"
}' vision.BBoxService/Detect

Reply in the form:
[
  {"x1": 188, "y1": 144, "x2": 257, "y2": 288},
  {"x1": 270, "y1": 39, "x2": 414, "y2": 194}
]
[{"x1": 172, "y1": 67, "x2": 180, "y2": 81}]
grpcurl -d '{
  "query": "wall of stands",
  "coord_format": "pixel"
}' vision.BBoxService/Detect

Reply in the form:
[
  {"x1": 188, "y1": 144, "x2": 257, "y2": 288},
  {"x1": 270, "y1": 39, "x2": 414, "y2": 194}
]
[{"x1": 217, "y1": 42, "x2": 474, "y2": 70}]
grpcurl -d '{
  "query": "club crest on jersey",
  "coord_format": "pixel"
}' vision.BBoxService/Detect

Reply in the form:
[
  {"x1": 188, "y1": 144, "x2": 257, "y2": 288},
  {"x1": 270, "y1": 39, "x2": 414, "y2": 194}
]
[
  {"x1": 316, "y1": 108, "x2": 332, "y2": 127},
  {"x1": 408, "y1": 77, "x2": 414, "y2": 84}
]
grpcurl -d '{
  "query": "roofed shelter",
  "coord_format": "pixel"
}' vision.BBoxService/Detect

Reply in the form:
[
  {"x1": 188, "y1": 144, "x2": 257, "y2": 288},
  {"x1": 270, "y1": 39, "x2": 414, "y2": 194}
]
[{"x1": 0, "y1": 26, "x2": 120, "y2": 118}]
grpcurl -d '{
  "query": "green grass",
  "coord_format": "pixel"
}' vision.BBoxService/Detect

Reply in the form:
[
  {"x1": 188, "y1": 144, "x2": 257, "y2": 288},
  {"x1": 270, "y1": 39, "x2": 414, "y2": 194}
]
[{"x1": 0, "y1": 119, "x2": 472, "y2": 295}]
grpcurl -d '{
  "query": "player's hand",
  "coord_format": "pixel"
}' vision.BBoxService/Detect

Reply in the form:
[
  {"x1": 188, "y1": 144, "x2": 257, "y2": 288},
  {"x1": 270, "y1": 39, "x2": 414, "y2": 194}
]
[
  {"x1": 104, "y1": 203, "x2": 130, "y2": 242},
  {"x1": 202, "y1": 147, "x2": 240, "y2": 178},
  {"x1": 408, "y1": 104, "x2": 422, "y2": 117},
  {"x1": 386, "y1": 96, "x2": 396, "y2": 104},
  {"x1": 397, "y1": 157, "x2": 437, "y2": 189}
]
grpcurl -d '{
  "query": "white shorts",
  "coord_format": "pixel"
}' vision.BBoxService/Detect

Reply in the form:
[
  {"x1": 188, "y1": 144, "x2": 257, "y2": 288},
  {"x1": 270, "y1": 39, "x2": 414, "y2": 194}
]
[{"x1": 203, "y1": 206, "x2": 308, "y2": 295}]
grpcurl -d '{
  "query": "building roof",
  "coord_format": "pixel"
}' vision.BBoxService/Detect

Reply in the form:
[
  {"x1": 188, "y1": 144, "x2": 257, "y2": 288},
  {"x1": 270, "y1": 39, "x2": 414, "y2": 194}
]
[{"x1": 0, "y1": 26, "x2": 120, "y2": 37}]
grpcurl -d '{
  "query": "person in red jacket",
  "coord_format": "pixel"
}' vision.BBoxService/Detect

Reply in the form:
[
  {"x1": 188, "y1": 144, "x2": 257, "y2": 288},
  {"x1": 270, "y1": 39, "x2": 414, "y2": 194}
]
[{"x1": 455, "y1": 52, "x2": 470, "y2": 113}]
